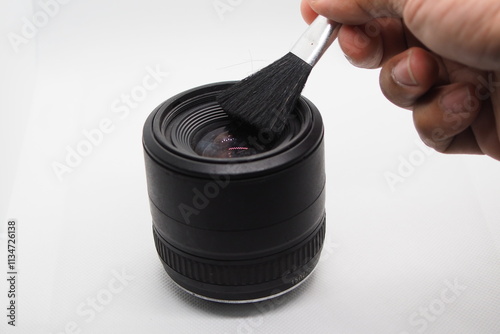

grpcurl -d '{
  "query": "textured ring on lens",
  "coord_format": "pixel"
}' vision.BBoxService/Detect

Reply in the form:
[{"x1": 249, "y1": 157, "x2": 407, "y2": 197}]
[{"x1": 143, "y1": 82, "x2": 327, "y2": 303}]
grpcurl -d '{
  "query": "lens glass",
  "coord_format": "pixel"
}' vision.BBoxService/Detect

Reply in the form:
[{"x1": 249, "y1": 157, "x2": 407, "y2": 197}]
[{"x1": 193, "y1": 123, "x2": 277, "y2": 158}]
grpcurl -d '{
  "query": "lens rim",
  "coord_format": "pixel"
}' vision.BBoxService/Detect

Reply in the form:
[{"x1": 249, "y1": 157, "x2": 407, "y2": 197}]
[{"x1": 142, "y1": 82, "x2": 324, "y2": 178}]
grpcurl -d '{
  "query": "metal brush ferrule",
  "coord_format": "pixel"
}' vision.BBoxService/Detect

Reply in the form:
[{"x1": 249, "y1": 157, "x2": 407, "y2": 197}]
[{"x1": 290, "y1": 16, "x2": 340, "y2": 67}]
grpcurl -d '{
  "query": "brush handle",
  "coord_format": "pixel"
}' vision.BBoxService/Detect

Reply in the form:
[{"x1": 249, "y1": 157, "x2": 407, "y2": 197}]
[{"x1": 290, "y1": 15, "x2": 340, "y2": 67}]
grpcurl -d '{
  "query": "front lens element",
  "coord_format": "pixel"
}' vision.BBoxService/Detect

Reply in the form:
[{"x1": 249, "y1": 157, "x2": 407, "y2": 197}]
[{"x1": 193, "y1": 123, "x2": 274, "y2": 158}]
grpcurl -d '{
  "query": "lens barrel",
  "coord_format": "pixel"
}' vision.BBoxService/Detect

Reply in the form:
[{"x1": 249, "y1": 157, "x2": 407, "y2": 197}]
[{"x1": 143, "y1": 82, "x2": 326, "y2": 303}]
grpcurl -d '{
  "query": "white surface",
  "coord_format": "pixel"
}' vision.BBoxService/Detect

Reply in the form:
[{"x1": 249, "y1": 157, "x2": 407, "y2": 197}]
[{"x1": 1, "y1": 1, "x2": 499, "y2": 333}]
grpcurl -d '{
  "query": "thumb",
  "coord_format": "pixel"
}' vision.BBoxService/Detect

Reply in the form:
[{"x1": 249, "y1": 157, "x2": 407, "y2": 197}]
[{"x1": 305, "y1": 0, "x2": 500, "y2": 70}]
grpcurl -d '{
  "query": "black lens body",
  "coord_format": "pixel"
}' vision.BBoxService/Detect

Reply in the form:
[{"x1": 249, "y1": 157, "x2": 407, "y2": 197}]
[{"x1": 143, "y1": 82, "x2": 326, "y2": 303}]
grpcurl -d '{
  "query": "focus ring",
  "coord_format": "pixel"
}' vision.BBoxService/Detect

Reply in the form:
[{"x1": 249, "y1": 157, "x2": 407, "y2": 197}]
[{"x1": 153, "y1": 218, "x2": 325, "y2": 286}]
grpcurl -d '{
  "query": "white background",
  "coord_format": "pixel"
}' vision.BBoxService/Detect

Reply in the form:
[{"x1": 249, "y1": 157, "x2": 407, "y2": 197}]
[{"x1": 1, "y1": 0, "x2": 499, "y2": 333}]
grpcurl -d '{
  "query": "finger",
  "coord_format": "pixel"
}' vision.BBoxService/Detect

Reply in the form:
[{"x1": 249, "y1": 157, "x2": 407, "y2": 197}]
[
  {"x1": 305, "y1": 0, "x2": 406, "y2": 25},
  {"x1": 440, "y1": 102, "x2": 500, "y2": 158},
  {"x1": 442, "y1": 127, "x2": 483, "y2": 155},
  {"x1": 338, "y1": 24, "x2": 382, "y2": 69},
  {"x1": 413, "y1": 83, "x2": 482, "y2": 153},
  {"x1": 300, "y1": 0, "x2": 318, "y2": 24},
  {"x1": 379, "y1": 47, "x2": 440, "y2": 108},
  {"x1": 493, "y1": 71, "x2": 500, "y2": 151},
  {"x1": 469, "y1": 81, "x2": 500, "y2": 159},
  {"x1": 338, "y1": 18, "x2": 407, "y2": 69}
]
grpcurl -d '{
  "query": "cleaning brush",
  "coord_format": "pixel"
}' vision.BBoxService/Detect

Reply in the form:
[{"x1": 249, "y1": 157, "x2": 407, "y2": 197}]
[{"x1": 217, "y1": 16, "x2": 340, "y2": 134}]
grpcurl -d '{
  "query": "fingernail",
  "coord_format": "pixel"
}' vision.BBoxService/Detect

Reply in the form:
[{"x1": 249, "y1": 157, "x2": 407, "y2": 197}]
[
  {"x1": 344, "y1": 48, "x2": 382, "y2": 68},
  {"x1": 440, "y1": 87, "x2": 471, "y2": 114},
  {"x1": 344, "y1": 54, "x2": 354, "y2": 64},
  {"x1": 392, "y1": 52, "x2": 418, "y2": 86},
  {"x1": 344, "y1": 53, "x2": 365, "y2": 67}
]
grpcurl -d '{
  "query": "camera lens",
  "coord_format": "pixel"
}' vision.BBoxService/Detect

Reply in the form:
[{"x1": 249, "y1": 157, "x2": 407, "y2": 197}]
[{"x1": 143, "y1": 82, "x2": 326, "y2": 303}]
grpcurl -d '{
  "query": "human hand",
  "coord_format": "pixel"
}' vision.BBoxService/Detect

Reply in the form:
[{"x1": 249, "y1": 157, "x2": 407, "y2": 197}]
[{"x1": 301, "y1": 0, "x2": 500, "y2": 159}]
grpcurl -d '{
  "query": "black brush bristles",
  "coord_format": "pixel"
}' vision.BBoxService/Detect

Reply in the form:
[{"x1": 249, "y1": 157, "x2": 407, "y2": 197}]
[{"x1": 217, "y1": 52, "x2": 312, "y2": 134}]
